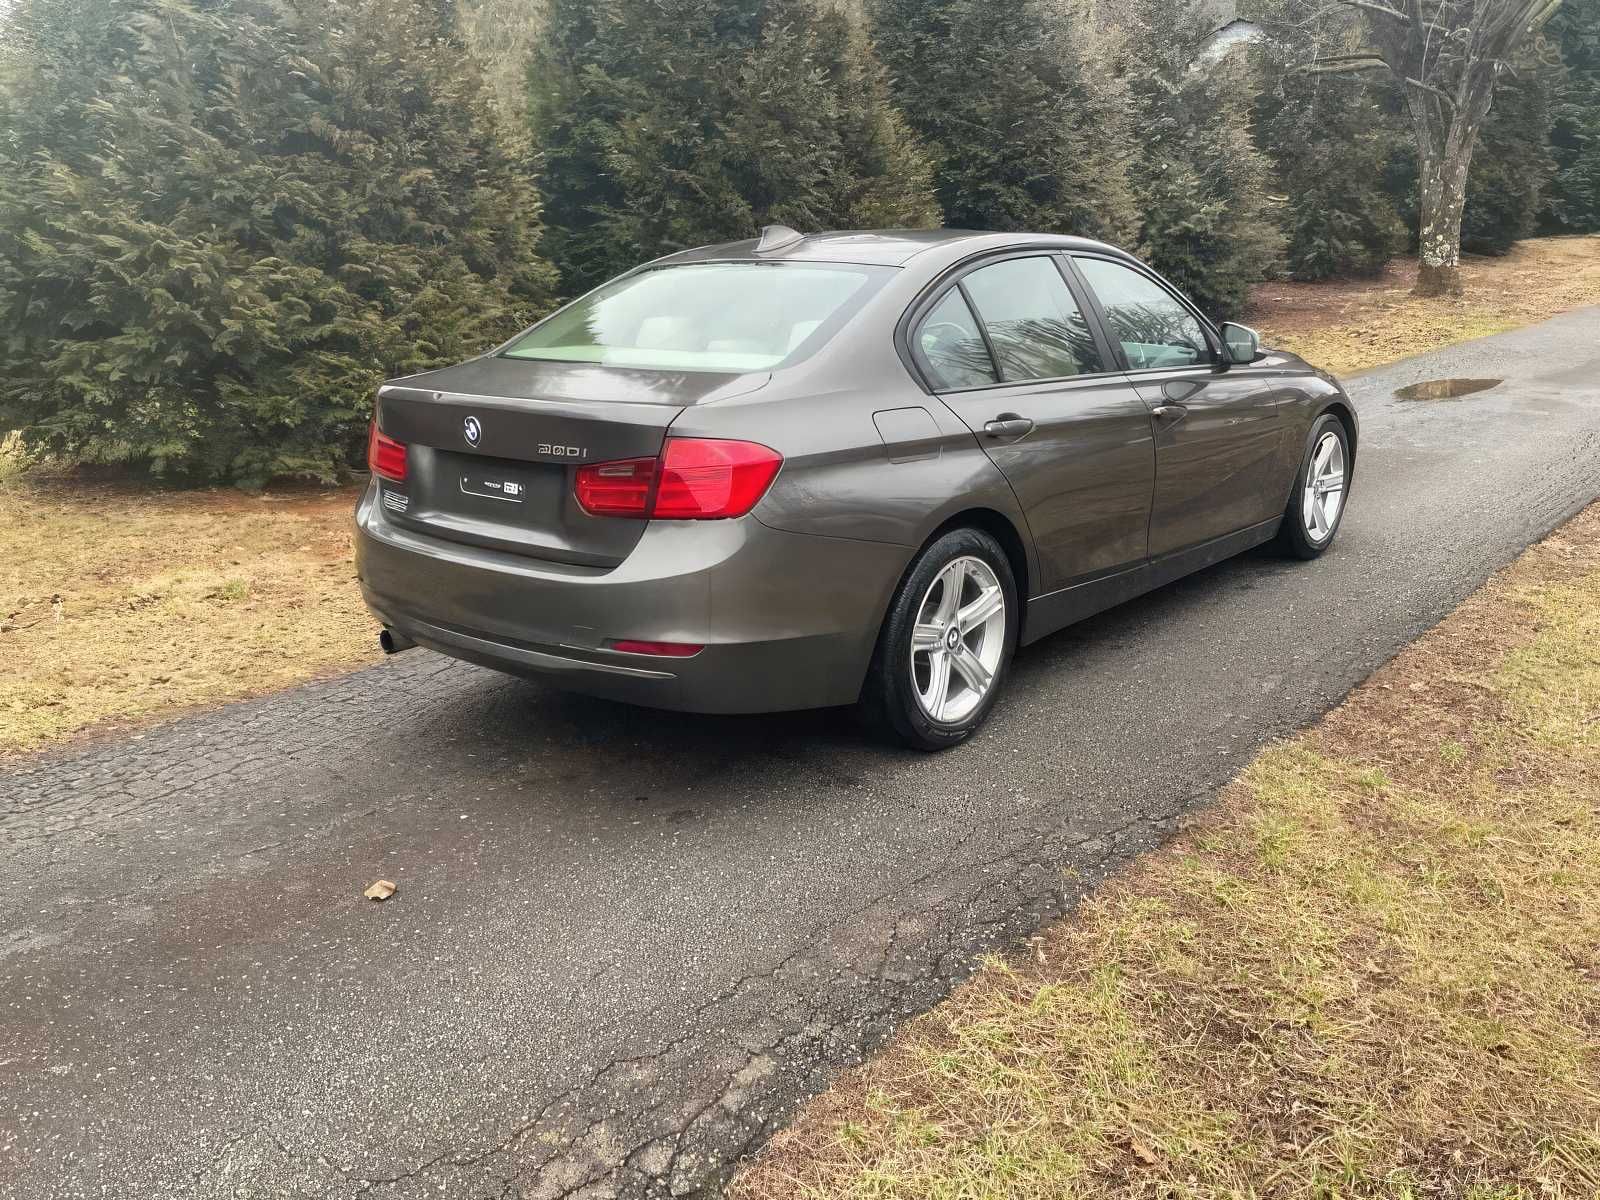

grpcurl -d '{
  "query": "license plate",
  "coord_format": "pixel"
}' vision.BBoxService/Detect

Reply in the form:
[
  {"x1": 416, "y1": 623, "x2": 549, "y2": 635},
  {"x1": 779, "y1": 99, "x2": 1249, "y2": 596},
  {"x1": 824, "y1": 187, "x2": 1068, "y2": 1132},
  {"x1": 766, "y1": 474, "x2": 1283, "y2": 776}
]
[{"x1": 460, "y1": 470, "x2": 527, "y2": 503}]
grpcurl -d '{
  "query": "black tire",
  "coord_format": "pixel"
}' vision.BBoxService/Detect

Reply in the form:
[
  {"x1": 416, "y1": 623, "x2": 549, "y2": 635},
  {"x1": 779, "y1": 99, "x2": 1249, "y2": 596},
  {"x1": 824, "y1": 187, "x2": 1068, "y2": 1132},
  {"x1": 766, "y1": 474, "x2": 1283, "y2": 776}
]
[
  {"x1": 1274, "y1": 411, "x2": 1352, "y2": 560},
  {"x1": 859, "y1": 527, "x2": 1019, "y2": 752}
]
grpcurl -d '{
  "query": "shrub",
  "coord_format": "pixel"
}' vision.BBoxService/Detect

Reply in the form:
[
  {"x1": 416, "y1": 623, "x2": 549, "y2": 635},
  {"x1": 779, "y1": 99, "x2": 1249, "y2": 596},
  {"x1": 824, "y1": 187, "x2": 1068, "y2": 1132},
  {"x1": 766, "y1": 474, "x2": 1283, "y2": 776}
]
[
  {"x1": 1463, "y1": 66, "x2": 1558, "y2": 254},
  {"x1": 0, "y1": 0, "x2": 557, "y2": 485},
  {"x1": 1544, "y1": 0, "x2": 1600, "y2": 233},
  {"x1": 1114, "y1": 0, "x2": 1285, "y2": 318},
  {"x1": 1253, "y1": 3, "x2": 1408, "y2": 280},
  {"x1": 868, "y1": 0, "x2": 1137, "y2": 242},
  {"x1": 534, "y1": 0, "x2": 939, "y2": 294}
]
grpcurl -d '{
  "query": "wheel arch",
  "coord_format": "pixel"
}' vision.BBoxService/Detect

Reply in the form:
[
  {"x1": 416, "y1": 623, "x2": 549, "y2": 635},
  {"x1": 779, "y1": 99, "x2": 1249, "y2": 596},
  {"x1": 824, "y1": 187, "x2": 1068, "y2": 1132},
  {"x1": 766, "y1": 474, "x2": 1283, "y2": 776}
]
[
  {"x1": 1319, "y1": 399, "x2": 1359, "y2": 475},
  {"x1": 916, "y1": 507, "x2": 1034, "y2": 637},
  {"x1": 857, "y1": 506, "x2": 1033, "y2": 744}
]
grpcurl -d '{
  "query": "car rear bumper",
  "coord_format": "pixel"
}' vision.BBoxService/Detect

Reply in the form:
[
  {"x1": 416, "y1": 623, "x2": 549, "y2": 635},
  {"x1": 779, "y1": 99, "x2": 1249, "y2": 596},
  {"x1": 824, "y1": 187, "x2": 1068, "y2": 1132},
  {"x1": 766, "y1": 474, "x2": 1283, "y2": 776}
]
[{"x1": 354, "y1": 481, "x2": 908, "y2": 713}]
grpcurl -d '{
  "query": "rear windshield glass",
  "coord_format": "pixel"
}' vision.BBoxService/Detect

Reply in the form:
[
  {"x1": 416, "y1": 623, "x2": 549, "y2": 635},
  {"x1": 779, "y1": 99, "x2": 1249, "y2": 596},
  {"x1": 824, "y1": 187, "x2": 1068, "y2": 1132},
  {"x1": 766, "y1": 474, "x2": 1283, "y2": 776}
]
[{"x1": 501, "y1": 262, "x2": 892, "y2": 373}]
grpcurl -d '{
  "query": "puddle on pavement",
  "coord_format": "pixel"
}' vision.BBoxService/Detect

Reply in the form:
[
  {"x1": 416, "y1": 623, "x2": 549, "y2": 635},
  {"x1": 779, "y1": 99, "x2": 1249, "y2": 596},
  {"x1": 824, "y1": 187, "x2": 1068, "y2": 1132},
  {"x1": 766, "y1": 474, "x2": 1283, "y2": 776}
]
[{"x1": 1395, "y1": 377, "x2": 1503, "y2": 401}]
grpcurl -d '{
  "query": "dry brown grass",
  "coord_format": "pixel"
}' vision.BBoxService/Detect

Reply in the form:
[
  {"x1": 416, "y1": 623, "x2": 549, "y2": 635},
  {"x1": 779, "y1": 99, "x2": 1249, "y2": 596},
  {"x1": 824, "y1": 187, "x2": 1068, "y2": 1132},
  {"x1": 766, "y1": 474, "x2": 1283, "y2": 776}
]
[
  {"x1": 0, "y1": 463, "x2": 375, "y2": 755},
  {"x1": 734, "y1": 503, "x2": 1600, "y2": 1200},
  {"x1": 1248, "y1": 235, "x2": 1600, "y2": 378}
]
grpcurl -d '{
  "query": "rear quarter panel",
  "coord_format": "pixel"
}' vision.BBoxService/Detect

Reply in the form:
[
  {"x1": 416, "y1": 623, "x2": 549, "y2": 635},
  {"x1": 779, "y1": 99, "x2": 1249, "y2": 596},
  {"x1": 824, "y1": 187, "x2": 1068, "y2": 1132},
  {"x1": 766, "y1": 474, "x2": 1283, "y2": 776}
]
[{"x1": 669, "y1": 383, "x2": 1038, "y2": 593}]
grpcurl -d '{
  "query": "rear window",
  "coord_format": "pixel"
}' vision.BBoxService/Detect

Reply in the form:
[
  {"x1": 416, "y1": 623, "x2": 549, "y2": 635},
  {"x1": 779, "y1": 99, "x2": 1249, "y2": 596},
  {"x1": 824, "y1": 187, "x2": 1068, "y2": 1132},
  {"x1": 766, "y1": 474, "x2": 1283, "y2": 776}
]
[{"x1": 502, "y1": 262, "x2": 892, "y2": 373}]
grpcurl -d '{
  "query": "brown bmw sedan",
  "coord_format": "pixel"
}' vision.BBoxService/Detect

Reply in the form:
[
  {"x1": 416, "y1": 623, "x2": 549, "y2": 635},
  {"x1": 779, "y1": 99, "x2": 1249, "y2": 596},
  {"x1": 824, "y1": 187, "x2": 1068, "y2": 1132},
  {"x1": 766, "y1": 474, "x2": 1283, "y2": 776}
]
[{"x1": 356, "y1": 228, "x2": 1357, "y2": 749}]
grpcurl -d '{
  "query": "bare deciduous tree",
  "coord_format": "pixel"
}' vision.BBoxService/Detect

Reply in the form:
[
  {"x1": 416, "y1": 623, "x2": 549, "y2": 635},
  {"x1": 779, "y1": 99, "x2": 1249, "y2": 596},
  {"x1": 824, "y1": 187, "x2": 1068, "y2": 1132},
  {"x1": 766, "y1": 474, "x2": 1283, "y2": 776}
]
[{"x1": 1314, "y1": 0, "x2": 1563, "y2": 295}]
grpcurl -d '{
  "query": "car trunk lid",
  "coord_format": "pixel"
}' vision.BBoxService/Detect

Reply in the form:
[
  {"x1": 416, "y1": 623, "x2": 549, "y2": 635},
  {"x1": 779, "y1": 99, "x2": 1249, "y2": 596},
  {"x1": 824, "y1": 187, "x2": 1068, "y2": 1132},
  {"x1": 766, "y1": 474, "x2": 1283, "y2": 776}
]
[{"x1": 374, "y1": 356, "x2": 770, "y2": 568}]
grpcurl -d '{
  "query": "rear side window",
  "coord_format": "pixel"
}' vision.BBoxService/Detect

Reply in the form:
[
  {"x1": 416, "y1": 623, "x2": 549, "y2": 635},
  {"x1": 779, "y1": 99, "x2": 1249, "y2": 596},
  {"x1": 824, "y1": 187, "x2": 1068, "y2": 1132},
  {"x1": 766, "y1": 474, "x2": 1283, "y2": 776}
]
[
  {"x1": 961, "y1": 257, "x2": 1104, "y2": 381},
  {"x1": 916, "y1": 289, "x2": 998, "y2": 391},
  {"x1": 502, "y1": 262, "x2": 892, "y2": 373},
  {"x1": 1074, "y1": 257, "x2": 1210, "y2": 370}
]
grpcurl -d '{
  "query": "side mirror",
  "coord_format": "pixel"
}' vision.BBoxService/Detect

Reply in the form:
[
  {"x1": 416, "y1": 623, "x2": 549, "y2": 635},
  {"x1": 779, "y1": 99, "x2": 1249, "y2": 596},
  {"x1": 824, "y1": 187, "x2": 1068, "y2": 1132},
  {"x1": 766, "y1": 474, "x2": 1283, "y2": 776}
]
[{"x1": 1219, "y1": 321, "x2": 1261, "y2": 366}]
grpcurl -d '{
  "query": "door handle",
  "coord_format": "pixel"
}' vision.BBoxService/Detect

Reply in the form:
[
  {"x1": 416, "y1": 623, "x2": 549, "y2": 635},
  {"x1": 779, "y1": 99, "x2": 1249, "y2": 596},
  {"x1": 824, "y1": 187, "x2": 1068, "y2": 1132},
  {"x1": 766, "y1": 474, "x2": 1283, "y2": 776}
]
[
  {"x1": 1150, "y1": 404, "x2": 1187, "y2": 423},
  {"x1": 983, "y1": 415, "x2": 1034, "y2": 439}
]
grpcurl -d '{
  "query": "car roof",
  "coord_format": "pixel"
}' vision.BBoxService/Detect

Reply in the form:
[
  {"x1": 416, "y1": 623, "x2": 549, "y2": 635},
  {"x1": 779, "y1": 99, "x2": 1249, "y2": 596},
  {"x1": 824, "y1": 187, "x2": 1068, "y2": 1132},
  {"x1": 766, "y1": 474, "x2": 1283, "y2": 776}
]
[{"x1": 655, "y1": 229, "x2": 1137, "y2": 270}]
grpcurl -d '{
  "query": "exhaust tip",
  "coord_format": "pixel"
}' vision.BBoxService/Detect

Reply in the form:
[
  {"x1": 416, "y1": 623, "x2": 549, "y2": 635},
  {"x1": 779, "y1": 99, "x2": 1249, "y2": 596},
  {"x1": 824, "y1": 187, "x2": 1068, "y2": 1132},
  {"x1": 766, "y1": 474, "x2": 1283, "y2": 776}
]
[{"x1": 379, "y1": 628, "x2": 416, "y2": 656}]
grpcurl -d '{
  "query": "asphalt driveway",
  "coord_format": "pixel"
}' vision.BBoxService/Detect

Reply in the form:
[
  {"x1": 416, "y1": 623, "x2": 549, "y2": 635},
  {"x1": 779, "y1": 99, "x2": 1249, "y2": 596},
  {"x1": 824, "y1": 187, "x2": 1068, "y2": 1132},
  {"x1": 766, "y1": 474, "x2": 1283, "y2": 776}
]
[{"x1": 4, "y1": 309, "x2": 1599, "y2": 1199}]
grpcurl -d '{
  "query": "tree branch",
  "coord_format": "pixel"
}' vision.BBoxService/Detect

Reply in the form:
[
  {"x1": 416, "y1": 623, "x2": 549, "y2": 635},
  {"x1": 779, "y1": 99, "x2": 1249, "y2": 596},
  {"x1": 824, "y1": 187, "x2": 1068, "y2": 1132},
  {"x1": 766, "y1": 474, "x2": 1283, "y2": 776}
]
[
  {"x1": 1300, "y1": 59, "x2": 1391, "y2": 73},
  {"x1": 1525, "y1": 0, "x2": 1565, "y2": 30},
  {"x1": 1405, "y1": 74, "x2": 1459, "y2": 108},
  {"x1": 1331, "y1": 0, "x2": 1411, "y2": 21},
  {"x1": 1481, "y1": 0, "x2": 1565, "y2": 52}
]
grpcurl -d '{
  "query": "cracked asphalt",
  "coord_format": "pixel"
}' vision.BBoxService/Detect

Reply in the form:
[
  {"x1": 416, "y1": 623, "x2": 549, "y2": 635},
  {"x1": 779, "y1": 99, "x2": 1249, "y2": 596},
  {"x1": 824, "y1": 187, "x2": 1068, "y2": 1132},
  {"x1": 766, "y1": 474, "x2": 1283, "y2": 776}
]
[{"x1": 4, "y1": 309, "x2": 1599, "y2": 1199}]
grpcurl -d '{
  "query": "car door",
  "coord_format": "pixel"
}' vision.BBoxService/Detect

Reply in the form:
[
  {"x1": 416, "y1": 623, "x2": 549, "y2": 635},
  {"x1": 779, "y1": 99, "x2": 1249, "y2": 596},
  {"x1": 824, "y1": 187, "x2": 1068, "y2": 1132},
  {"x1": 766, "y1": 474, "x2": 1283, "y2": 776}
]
[
  {"x1": 913, "y1": 253, "x2": 1155, "y2": 593},
  {"x1": 1070, "y1": 254, "x2": 1284, "y2": 560}
]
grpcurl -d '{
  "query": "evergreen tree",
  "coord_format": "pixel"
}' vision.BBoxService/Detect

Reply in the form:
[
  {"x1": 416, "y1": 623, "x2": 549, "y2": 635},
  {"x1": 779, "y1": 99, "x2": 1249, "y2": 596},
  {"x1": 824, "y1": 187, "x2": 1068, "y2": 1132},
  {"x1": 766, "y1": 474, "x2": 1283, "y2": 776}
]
[
  {"x1": 868, "y1": 0, "x2": 1136, "y2": 241},
  {"x1": 1544, "y1": 0, "x2": 1600, "y2": 232},
  {"x1": 1110, "y1": 0, "x2": 1285, "y2": 317},
  {"x1": 1460, "y1": 64, "x2": 1558, "y2": 254},
  {"x1": 458, "y1": 0, "x2": 550, "y2": 128},
  {"x1": 0, "y1": 0, "x2": 557, "y2": 484},
  {"x1": 1253, "y1": 3, "x2": 1407, "y2": 280},
  {"x1": 534, "y1": 0, "x2": 939, "y2": 294}
]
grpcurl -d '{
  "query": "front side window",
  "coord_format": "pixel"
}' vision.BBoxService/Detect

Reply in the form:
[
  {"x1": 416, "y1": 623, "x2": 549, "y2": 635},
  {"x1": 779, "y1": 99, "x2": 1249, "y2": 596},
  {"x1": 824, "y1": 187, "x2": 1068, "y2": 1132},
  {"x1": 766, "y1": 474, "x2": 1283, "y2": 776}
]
[
  {"x1": 502, "y1": 262, "x2": 892, "y2": 373},
  {"x1": 1074, "y1": 257, "x2": 1210, "y2": 370},
  {"x1": 916, "y1": 288, "x2": 998, "y2": 391},
  {"x1": 961, "y1": 257, "x2": 1104, "y2": 382}
]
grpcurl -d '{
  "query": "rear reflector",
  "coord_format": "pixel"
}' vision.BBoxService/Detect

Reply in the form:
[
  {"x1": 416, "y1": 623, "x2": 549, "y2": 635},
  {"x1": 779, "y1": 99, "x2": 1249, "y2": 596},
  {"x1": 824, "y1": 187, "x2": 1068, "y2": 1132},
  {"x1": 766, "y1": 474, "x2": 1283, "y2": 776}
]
[
  {"x1": 574, "y1": 438, "x2": 782, "y2": 520},
  {"x1": 367, "y1": 422, "x2": 407, "y2": 483},
  {"x1": 608, "y1": 640, "x2": 705, "y2": 658}
]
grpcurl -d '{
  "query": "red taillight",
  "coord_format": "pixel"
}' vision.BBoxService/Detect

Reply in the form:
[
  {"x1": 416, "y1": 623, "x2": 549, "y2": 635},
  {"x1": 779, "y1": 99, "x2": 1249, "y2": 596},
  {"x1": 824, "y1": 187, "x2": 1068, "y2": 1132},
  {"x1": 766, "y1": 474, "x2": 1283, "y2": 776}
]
[
  {"x1": 575, "y1": 438, "x2": 782, "y2": 520},
  {"x1": 574, "y1": 456, "x2": 656, "y2": 517},
  {"x1": 655, "y1": 438, "x2": 783, "y2": 518},
  {"x1": 367, "y1": 422, "x2": 407, "y2": 483},
  {"x1": 609, "y1": 640, "x2": 705, "y2": 658}
]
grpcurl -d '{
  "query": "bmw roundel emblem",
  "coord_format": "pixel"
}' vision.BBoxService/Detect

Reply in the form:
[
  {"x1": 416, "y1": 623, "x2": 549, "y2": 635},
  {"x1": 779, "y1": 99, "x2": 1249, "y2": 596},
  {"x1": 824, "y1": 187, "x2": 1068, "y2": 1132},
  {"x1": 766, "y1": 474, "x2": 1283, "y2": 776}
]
[{"x1": 463, "y1": 415, "x2": 482, "y2": 448}]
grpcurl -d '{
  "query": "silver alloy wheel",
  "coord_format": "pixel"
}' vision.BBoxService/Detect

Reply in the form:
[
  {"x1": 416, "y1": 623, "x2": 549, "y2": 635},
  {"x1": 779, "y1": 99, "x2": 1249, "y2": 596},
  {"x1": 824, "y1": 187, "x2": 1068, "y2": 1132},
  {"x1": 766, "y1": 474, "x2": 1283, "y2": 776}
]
[
  {"x1": 910, "y1": 555, "x2": 1006, "y2": 724},
  {"x1": 1302, "y1": 430, "x2": 1347, "y2": 543}
]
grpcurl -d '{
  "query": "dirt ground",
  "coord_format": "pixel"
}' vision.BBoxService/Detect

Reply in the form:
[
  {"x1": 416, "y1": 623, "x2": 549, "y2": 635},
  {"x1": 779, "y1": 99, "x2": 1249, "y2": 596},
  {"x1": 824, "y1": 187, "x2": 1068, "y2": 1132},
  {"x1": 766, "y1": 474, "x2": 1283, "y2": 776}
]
[
  {"x1": 733, "y1": 501, "x2": 1600, "y2": 1200},
  {"x1": 0, "y1": 476, "x2": 371, "y2": 754},
  {"x1": 3, "y1": 236, "x2": 1597, "y2": 755},
  {"x1": 1247, "y1": 234, "x2": 1600, "y2": 377}
]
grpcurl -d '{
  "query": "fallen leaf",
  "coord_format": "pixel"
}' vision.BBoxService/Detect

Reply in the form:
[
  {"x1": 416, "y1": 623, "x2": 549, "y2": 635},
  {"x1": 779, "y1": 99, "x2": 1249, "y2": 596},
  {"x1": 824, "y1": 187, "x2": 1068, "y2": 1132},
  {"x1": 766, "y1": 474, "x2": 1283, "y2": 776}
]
[
  {"x1": 1126, "y1": 1138, "x2": 1158, "y2": 1166},
  {"x1": 364, "y1": 880, "x2": 397, "y2": 902}
]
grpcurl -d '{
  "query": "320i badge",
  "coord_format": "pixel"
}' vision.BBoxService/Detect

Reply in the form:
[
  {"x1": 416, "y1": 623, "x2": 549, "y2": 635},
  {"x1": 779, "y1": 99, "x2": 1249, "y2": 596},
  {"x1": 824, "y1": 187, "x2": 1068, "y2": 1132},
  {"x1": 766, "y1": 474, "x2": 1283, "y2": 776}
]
[{"x1": 356, "y1": 227, "x2": 1357, "y2": 749}]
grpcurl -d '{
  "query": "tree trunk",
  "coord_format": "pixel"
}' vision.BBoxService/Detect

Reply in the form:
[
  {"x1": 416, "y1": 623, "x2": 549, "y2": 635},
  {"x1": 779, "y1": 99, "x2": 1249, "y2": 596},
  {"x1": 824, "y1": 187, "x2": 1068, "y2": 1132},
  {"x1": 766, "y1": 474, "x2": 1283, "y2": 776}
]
[{"x1": 1414, "y1": 147, "x2": 1469, "y2": 297}]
